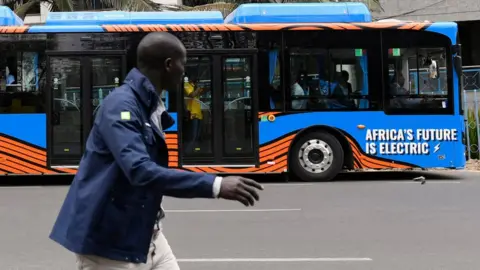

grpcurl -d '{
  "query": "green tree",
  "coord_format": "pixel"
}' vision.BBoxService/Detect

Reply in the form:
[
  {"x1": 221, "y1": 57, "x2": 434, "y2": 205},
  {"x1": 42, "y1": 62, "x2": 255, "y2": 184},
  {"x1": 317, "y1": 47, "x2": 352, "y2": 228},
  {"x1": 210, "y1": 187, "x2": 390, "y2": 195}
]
[
  {"x1": 168, "y1": 0, "x2": 383, "y2": 18},
  {"x1": 0, "y1": 0, "x2": 160, "y2": 20}
]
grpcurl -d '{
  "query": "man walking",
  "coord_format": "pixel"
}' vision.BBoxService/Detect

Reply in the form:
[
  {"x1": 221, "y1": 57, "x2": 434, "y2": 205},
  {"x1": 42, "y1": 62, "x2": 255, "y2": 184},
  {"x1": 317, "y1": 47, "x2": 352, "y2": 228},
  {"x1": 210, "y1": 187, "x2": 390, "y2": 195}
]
[{"x1": 49, "y1": 32, "x2": 263, "y2": 270}]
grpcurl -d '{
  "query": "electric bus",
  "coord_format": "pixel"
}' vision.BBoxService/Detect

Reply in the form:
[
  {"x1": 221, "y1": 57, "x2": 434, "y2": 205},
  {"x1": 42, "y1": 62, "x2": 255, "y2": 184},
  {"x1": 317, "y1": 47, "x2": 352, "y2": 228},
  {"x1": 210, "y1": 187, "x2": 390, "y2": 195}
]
[{"x1": 0, "y1": 2, "x2": 466, "y2": 181}]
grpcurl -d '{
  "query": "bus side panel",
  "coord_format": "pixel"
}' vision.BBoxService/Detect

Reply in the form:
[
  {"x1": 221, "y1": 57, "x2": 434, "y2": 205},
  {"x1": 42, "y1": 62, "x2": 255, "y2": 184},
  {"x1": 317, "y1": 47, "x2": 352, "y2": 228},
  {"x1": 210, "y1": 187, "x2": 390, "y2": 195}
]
[
  {"x1": 0, "y1": 114, "x2": 70, "y2": 175},
  {"x1": 259, "y1": 111, "x2": 466, "y2": 170},
  {"x1": 0, "y1": 114, "x2": 46, "y2": 148}
]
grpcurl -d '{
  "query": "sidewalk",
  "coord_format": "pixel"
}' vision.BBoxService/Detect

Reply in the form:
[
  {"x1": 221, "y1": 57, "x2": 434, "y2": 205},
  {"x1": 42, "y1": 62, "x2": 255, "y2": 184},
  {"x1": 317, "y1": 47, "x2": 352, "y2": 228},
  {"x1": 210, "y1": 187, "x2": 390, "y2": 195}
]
[{"x1": 466, "y1": 159, "x2": 480, "y2": 171}]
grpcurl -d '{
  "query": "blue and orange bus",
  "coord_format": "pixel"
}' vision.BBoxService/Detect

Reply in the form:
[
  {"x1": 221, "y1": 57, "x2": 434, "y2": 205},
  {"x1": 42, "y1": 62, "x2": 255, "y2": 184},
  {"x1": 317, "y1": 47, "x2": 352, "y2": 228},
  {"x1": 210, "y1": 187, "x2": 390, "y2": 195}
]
[{"x1": 0, "y1": 3, "x2": 466, "y2": 182}]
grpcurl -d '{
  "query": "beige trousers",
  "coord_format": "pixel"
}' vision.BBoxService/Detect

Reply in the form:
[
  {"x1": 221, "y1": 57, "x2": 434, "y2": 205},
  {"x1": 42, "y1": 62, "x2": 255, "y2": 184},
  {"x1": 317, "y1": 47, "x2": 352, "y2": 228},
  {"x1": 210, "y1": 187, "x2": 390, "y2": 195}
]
[{"x1": 75, "y1": 231, "x2": 180, "y2": 270}]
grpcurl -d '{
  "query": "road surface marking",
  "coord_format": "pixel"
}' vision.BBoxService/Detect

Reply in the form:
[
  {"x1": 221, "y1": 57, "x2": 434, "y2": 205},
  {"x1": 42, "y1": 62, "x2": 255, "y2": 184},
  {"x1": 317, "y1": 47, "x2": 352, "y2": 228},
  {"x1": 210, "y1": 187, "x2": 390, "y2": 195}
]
[
  {"x1": 387, "y1": 181, "x2": 461, "y2": 184},
  {"x1": 0, "y1": 186, "x2": 42, "y2": 189},
  {"x1": 164, "y1": 208, "x2": 301, "y2": 213},
  {"x1": 264, "y1": 183, "x2": 314, "y2": 186},
  {"x1": 177, "y1": 257, "x2": 372, "y2": 262}
]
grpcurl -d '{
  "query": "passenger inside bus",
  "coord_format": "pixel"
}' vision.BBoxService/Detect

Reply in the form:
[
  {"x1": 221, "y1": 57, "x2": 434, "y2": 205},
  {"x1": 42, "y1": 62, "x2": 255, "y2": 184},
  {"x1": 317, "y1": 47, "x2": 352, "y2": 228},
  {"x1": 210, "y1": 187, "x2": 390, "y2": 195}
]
[
  {"x1": 1, "y1": 58, "x2": 18, "y2": 90},
  {"x1": 184, "y1": 74, "x2": 205, "y2": 153},
  {"x1": 331, "y1": 70, "x2": 355, "y2": 108},
  {"x1": 389, "y1": 68, "x2": 434, "y2": 109},
  {"x1": 338, "y1": 70, "x2": 353, "y2": 95},
  {"x1": 387, "y1": 47, "x2": 448, "y2": 110},
  {"x1": 291, "y1": 70, "x2": 308, "y2": 110},
  {"x1": 5, "y1": 64, "x2": 16, "y2": 86},
  {"x1": 389, "y1": 68, "x2": 433, "y2": 109}
]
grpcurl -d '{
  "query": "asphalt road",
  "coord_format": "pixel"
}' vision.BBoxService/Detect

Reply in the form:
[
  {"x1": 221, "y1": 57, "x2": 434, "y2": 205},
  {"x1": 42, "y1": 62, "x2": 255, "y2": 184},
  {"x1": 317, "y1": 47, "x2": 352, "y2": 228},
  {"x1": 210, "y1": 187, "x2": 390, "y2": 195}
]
[{"x1": 1, "y1": 170, "x2": 480, "y2": 270}]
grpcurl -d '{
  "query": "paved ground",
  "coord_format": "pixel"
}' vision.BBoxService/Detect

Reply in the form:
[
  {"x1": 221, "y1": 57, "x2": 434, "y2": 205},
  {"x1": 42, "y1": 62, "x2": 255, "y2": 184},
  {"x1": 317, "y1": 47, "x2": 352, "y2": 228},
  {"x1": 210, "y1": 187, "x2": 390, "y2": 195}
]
[{"x1": 1, "y1": 171, "x2": 480, "y2": 270}]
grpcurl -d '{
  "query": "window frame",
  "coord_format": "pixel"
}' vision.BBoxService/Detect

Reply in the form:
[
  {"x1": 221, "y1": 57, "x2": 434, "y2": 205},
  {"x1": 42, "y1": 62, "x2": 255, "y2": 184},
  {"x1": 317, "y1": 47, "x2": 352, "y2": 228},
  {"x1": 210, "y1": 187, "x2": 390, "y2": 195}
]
[{"x1": 381, "y1": 30, "x2": 454, "y2": 115}]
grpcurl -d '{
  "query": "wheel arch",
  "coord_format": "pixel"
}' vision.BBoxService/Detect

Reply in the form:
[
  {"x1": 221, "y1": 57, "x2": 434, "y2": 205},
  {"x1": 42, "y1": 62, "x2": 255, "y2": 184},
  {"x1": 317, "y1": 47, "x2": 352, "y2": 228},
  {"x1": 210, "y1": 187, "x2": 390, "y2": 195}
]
[{"x1": 287, "y1": 125, "x2": 354, "y2": 172}]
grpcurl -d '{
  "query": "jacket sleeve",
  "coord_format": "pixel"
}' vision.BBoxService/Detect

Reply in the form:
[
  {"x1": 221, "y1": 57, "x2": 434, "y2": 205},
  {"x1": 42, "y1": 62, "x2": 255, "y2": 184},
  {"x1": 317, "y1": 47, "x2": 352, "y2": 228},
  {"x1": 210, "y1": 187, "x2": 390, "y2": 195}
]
[{"x1": 97, "y1": 94, "x2": 216, "y2": 198}]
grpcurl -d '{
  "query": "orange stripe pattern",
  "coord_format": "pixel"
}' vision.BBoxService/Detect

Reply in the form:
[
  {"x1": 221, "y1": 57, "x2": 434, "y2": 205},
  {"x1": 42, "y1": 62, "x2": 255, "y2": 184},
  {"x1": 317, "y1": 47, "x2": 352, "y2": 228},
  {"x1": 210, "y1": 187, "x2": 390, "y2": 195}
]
[
  {"x1": 0, "y1": 26, "x2": 29, "y2": 33},
  {"x1": 180, "y1": 133, "x2": 295, "y2": 173},
  {"x1": 0, "y1": 135, "x2": 71, "y2": 175},
  {"x1": 0, "y1": 126, "x2": 419, "y2": 176},
  {"x1": 165, "y1": 133, "x2": 179, "y2": 168},
  {"x1": 345, "y1": 136, "x2": 413, "y2": 169},
  {"x1": 0, "y1": 23, "x2": 431, "y2": 35},
  {"x1": 101, "y1": 22, "x2": 431, "y2": 33},
  {"x1": 258, "y1": 111, "x2": 282, "y2": 119}
]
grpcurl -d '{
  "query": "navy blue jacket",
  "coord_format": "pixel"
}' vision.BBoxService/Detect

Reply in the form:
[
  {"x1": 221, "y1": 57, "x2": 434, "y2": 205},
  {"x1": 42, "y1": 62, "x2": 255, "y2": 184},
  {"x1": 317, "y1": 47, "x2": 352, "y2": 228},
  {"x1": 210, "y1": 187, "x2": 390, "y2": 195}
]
[{"x1": 49, "y1": 68, "x2": 216, "y2": 263}]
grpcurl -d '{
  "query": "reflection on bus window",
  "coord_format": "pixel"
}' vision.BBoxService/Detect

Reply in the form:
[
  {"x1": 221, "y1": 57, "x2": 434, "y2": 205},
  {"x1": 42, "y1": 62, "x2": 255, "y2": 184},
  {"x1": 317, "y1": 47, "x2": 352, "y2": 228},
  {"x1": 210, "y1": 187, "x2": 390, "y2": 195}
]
[
  {"x1": 223, "y1": 57, "x2": 253, "y2": 155},
  {"x1": 0, "y1": 37, "x2": 46, "y2": 114},
  {"x1": 387, "y1": 47, "x2": 449, "y2": 111},
  {"x1": 91, "y1": 58, "x2": 121, "y2": 114},
  {"x1": 50, "y1": 57, "x2": 82, "y2": 157},
  {"x1": 289, "y1": 48, "x2": 370, "y2": 111}
]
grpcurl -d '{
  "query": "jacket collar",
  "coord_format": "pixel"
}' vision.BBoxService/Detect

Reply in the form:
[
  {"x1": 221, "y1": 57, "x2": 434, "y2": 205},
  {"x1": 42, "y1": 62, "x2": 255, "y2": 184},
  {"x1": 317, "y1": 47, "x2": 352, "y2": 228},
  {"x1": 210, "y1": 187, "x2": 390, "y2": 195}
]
[{"x1": 124, "y1": 68, "x2": 159, "y2": 110}]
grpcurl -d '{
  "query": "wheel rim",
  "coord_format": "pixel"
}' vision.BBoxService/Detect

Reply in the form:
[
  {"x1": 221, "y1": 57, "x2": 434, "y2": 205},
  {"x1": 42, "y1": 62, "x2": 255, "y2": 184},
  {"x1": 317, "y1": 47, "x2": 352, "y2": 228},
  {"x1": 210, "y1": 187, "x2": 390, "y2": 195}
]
[{"x1": 298, "y1": 139, "x2": 333, "y2": 173}]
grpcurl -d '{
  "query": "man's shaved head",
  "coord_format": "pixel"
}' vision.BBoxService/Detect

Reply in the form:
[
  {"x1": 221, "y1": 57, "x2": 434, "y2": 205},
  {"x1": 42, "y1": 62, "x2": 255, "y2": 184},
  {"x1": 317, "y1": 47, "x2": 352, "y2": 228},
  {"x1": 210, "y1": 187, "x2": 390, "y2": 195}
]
[
  {"x1": 136, "y1": 32, "x2": 187, "y2": 93},
  {"x1": 137, "y1": 32, "x2": 185, "y2": 70}
]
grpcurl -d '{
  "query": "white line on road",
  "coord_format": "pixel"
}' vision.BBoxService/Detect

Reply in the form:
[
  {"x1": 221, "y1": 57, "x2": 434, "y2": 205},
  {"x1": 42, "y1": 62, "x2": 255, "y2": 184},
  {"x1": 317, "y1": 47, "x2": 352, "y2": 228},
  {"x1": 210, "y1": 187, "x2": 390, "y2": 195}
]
[
  {"x1": 0, "y1": 186, "x2": 42, "y2": 189},
  {"x1": 263, "y1": 183, "x2": 314, "y2": 186},
  {"x1": 387, "y1": 181, "x2": 461, "y2": 184},
  {"x1": 177, "y1": 257, "x2": 372, "y2": 262},
  {"x1": 164, "y1": 208, "x2": 301, "y2": 213}
]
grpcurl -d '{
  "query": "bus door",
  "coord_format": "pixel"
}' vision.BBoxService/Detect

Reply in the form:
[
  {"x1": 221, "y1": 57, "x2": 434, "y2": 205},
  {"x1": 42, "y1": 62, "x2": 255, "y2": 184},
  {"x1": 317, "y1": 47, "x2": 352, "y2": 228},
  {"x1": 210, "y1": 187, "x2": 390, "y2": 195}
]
[
  {"x1": 180, "y1": 51, "x2": 259, "y2": 167},
  {"x1": 46, "y1": 54, "x2": 126, "y2": 166}
]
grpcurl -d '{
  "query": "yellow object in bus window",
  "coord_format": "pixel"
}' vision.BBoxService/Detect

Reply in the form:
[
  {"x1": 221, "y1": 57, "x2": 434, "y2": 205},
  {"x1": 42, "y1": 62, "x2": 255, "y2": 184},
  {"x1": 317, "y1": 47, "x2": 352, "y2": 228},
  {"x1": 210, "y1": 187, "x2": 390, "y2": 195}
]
[{"x1": 184, "y1": 82, "x2": 203, "y2": 120}]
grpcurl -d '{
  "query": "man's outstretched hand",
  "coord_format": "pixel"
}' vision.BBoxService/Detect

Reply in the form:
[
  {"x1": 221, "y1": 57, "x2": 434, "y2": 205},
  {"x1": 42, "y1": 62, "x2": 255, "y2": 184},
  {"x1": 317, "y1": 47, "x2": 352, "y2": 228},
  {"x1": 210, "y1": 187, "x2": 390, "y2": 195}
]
[{"x1": 219, "y1": 176, "x2": 264, "y2": 206}]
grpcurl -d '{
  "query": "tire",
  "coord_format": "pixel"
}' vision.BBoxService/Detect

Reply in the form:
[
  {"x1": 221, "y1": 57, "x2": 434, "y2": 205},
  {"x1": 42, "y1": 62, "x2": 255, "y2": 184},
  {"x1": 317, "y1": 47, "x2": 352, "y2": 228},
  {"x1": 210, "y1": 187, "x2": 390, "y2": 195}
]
[{"x1": 289, "y1": 130, "x2": 344, "y2": 182}]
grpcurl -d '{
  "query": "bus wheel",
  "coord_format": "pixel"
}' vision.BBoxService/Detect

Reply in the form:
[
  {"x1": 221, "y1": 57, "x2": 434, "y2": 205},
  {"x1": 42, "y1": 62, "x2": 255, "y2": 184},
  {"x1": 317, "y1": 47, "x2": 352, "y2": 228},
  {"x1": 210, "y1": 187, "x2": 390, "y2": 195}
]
[{"x1": 290, "y1": 131, "x2": 344, "y2": 182}]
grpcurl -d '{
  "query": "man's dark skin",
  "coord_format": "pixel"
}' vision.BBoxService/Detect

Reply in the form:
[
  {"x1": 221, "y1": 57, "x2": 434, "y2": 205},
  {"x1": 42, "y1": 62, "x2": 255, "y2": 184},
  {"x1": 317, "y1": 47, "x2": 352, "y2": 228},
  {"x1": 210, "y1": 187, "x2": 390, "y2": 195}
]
[{"x1": 137, "y1": 32, "x2": 263, "y2": 206}]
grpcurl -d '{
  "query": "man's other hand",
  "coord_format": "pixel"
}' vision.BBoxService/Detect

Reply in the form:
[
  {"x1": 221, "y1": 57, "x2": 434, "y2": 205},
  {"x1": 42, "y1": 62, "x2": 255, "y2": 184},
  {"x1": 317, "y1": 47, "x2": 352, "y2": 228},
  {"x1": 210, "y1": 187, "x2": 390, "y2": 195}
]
[{"x1": 219, "y1": 176, "x2": 264, "y2": 206}]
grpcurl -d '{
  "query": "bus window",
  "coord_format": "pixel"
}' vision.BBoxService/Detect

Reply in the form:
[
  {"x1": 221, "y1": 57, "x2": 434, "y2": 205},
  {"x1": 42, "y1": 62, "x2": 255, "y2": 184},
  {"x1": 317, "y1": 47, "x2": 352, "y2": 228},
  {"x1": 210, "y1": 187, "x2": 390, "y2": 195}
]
[
  {"x1": 330, "y1": 49, "x2": 369, "y2": 110},
  {"x1": 257, "y1": 32, "x2": 282, "y2": 111},
  {"x1": 386, "y1": 47, "x2": 449, "y2": 112},
  {"x1": 0, "y1": 36, "x2": 46, "y2": 114},
  {"x1": 223, "y1": 56, "x2": 254, "y2": 155},
  {"x1": 182, "y1": 56, "x2": 213, "y2": 156},
  {"x1": 288, "y1": 48, "x2": 369, "y2": 111},
  {"x1": 91, "y1": 57, "x2": 122, "y2": 114},
  {"x1": 264, "y1": 50, "x2": 281, "y2": 110}
]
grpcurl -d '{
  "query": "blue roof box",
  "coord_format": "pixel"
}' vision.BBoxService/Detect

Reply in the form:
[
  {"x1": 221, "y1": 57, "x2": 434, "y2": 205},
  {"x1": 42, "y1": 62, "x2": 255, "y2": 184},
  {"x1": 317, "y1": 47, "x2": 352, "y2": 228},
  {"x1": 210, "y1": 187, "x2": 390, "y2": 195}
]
[
  {"x1": 46, "y1": 11, "x2": 224, "y2": 26},
  {"x1": 225, "y1": 3, "x2": 372, "y2": 24},
  {"x1": 128, "y1": 11, "x2": 224, "y2": 24},
  {"x1": 0, "y1": 6, "x2": 23, "y2": 26}
]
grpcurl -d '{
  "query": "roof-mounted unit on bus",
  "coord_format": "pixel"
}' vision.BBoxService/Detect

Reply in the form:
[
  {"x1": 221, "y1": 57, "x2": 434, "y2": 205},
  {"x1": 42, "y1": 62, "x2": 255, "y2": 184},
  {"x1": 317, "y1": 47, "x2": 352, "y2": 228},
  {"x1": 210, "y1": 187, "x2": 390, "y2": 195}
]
[
  {"x1": 45, "y1": 11, "x2": 224, "y2": 26},
  {"x1": 0, "y1": 6, "x2": 23, "y2": 26},
  {"x1": 224, "y1": 3, "x2": 372, "y2": 24}
]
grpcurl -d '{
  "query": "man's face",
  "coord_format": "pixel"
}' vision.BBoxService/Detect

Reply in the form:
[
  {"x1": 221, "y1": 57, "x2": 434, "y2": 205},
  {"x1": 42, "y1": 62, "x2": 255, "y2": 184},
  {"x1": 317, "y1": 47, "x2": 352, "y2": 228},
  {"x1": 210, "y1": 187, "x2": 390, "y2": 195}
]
[{"x1": 164, "y1": 47, "x2": 186, "y2": 92}]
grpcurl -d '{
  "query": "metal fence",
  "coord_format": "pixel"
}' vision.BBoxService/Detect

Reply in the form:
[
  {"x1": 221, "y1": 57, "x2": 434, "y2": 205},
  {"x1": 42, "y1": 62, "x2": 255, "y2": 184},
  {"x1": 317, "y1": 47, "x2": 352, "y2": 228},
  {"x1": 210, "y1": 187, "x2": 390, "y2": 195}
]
[{"x1": 463, "y1": 66, "x2": 480, "y2": 159}]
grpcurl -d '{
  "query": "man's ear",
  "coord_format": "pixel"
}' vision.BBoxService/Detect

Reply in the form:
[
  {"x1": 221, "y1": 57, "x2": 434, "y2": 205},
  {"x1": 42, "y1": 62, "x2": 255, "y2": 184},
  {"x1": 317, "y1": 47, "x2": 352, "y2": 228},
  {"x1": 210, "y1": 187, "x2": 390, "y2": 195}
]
[{"x1": 164, "y1": 58, "x2": 172, "y2": 72}]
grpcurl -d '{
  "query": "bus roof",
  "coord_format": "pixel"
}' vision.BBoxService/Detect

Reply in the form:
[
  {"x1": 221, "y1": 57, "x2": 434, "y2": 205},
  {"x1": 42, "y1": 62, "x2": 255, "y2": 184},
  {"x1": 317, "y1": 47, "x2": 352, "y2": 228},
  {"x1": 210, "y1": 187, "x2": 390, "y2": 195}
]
[
  {"x1": 45, "y1": 10, "x2": 224, "y2": 25},
  {"x1": 0, "y1": 5, "x2": 456, "y2": 44},
  {"x1": 0, "y1": 6, "x2": 23, "y2": 26},
  {"x1": 224, "y1": 3, "x2": 372, "y2": 24}
]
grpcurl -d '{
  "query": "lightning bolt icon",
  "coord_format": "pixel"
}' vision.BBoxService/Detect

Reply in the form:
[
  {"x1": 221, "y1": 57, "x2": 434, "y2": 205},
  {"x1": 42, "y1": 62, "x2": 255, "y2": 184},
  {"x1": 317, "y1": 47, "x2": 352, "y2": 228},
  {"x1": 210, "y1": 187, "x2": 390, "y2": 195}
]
[{"x1": 434, "y1": 143, "x2": 440, "y2": 153}]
